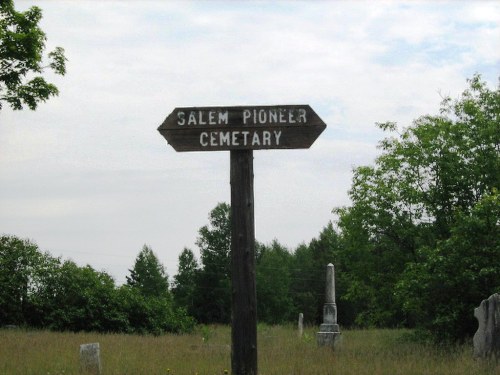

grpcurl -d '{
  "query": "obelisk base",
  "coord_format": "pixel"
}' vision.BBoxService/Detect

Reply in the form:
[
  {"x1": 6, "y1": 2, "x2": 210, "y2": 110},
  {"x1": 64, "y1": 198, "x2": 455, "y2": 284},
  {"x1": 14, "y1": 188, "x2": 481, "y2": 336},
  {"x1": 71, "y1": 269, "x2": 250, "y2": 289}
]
[{"x1": 316, "y1": 331, "x2": 341, "y2": 347}]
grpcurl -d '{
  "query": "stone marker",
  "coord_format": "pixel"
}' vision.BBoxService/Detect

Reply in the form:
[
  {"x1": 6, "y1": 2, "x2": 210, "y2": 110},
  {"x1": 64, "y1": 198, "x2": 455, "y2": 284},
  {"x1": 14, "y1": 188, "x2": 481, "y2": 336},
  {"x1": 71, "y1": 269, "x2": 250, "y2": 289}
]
[
  {"x1": 80, "y1": 343, "x2": 102, "y2": 374},
  {"x1": 317, "y1": 263, "x2": 341, "y2": 347},
  {"x1": 473, "y1": 293, "x2": 500, "y2": 359},
  {"x1": 298, "y1": 313, "x2": 304, "y2": 337}
]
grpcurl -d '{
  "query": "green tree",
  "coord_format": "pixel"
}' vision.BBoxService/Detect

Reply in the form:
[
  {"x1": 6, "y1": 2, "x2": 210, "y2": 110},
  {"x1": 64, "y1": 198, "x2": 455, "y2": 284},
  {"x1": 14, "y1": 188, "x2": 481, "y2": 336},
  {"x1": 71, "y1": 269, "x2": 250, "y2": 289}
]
[
  {"x1": 127, "y1": 244, "x2": 169, "y2": 298},
  {"x1": 397, "y1": 191, "x2": 500, "y2": 342},
  {"x1": 256, "y1": 240, "x2": 293, "y2": 324},
  {"x1": 172, "y1": 247, "x2": 199, "y2": 316},
  {"x1": 47, "y1": 261, "x2": 127, "y2": 332},
  {"x1": 335, "y1": 74, "x2": 499, "y2": 335},
  {"x1": 0, "y1": 0, "x2": 66, "y2": 110},
  {"x1": 0, "y1": 236, "x2": 60, "y2": 327},
  {"x1": 194, "y1": 202, "x2": 232, "y2": 323},
  {"x1": 117, "y1": 284, "x2": 195, "y2": 335},
  {"x1": 289, "y1": 243, "x2": 317, "y2": 324},
  {"x1": 22, "y1": 251, "x2": 61, "y2": 328},
  {"x1": 289, "y1": 223, "x2": 351, "y2": 325},
  {"x1": 0, "y1": 235, "x2": 36, "y2": 325}
]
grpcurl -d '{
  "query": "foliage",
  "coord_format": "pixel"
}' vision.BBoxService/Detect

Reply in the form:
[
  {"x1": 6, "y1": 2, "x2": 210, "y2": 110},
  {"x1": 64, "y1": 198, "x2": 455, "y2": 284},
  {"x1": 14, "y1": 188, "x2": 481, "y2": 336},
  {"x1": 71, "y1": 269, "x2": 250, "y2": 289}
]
[
  {"x1": 396, "y1": 191, "x2": 500, "y2": 342},
  {"x1": 289, "y1": 223, "x2": 349, "y2": 325},
  {"x1": 117, "y1": 285, "x2": 195, "y2": 335},
  {"x1": 256, "y1": 240, "x2": 293, "y2": 324},
  {"x1": 0, "y1": 0, "x2": 66, "y2": 110},
  {"x1": 194, "y1": 202, "x2": 232, "y2": 323},
  {"x1": 0, "y1": 235, "x2": 51, "y2": 325},
  {"x1": 46, "y1": 260, "x2": 127, "y2": 332},
  {"x1": 335, "y1": 74, "x2": 499, "y2": 339},
  {"x1": 0, "y1": 235, "x2": 194, "y2": 334},
  {"x1": 127, "y1": 244, "x2": 169, "y2": 298},
  {"x1": 172, "y1": 247, "x2": 199, "y2": 316},
  {"x1": 122, "y1": 244, "x2": 195, "y2": 334}
]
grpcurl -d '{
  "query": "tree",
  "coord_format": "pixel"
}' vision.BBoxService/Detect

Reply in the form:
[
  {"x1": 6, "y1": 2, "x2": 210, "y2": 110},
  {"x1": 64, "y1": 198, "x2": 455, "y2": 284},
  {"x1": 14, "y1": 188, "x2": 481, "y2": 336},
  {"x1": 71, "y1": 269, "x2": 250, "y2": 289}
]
[
  {"x1": 256, "y1": 240, "x2": 293, "y2": 324},
  {"x1": 22, "y1": 250, "x2": 61, "y2": 328},
  {"x1": 397, "y1": 191, "x2": 500, "y2": 343},
  {"x1": 127, "y1": 245, "x2": 169, "y2": 298},
  {"x1": 335, "y1": 74, "x2": 499, "y2": 337},
  {"x1": 289, "y1": 223, "x2": 352, "y2": 325},
  {"x1": 0, "y1": 235, "x2": 45, "y2": 325},
  {"x1": 289, "y1": 243, "x2": 317, "y2": 324},
  {"x1": 47, "y1": 260, "x2": 127, "y2": 333},
  {"x1": 172, "y1": 247, "x2": 199, "y2": 316},
  {"x1": 0, "y1": 0, "x2": 66, "y2": 110},
  {"x1": 194, "y1": 202, "x2": 232, "y2": 323},
  {"x1": 117, "y1": 284, "x2": 195, "y2": 335},
  {"x1": 392, "y1": 74, "x2": 500, "y2": 342}
]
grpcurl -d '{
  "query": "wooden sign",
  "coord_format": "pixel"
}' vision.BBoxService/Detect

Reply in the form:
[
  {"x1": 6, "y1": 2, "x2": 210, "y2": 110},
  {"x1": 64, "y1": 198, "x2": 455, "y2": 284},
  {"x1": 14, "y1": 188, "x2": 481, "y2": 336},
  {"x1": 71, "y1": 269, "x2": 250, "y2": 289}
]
[
  {"x1": 157, "y1": 104, "x2": 327, "y2": 375},
  {"x1": 158, "y1": 105, "x2": 326, "y2": 152}
]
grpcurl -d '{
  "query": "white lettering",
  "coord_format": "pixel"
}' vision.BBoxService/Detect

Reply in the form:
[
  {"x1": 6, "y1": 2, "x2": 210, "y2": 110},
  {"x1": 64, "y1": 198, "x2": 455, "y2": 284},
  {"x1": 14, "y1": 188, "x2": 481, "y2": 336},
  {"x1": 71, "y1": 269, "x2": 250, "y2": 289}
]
[
  {"x1": 279, "y1": 110, "x2": 286, "y2": 123},
  {"x1": 200, "y1": 132, "x2": 208, "y2": 146},
  {"x1": 263, "y1": 131, "x2": 271, "y2": 145},
  {"x1": 252, "y1": 132, "x2": 260, "y2": 146},
  {"x1": 298, "y1": 108, "x2": 307, "y2": 123},
  {"x1": 232, "y1": 132, "x2": 239, "y2": 146},
  {"x1": 258, "y1": 109, "x2": 266, "y2": 124},
  {"x1": 269, "y1": 109, "x2": 278, "y2": 123},
  {"x1": 198, "y1": 111, "x2": 206, "y2": 125},
  {"x1": 220, "y1": 132, "x2": 230, "y2": 146},
  {"x1": 242, "y1": 131, "x2": 250, "y2": 146},
  {"x1": 219, "y1": 111, "x2": 228, "y2": 125},
  {"x1": 177, "y1": 111, "x2": 185, "y2": 126},
  {"x1": 235, "y1": 107, "x2": 308, "y2": 125},
  {"x1": 210, "y1": 132, "x2": 218, "y2": 146},
  {"x1": 274, "y1": 130, "x2": 282, "y2": 145},
  {"x1": 243, "y1": 110, "x2": 251, "y2": 124},
  {"x1": 188, "y1": 112, "x2": 197, "y2": 125},
  {"x1": 208, "y1": 111, "x2": 216, "y2": 125},
  {"x1": 199, "y1": 129, "x2": 285, "y2": 148}
]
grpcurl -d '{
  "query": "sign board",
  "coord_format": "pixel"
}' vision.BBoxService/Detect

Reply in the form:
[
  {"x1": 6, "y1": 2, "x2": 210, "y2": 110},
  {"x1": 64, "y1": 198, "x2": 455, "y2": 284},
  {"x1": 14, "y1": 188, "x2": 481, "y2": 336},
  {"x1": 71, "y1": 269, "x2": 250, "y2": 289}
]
[
  {"x1": 157, "y1": 103, "x2": 327, "y2": 375},
  {"x1": 158, "y1": 105, "x2": 326, "y2": 152}
]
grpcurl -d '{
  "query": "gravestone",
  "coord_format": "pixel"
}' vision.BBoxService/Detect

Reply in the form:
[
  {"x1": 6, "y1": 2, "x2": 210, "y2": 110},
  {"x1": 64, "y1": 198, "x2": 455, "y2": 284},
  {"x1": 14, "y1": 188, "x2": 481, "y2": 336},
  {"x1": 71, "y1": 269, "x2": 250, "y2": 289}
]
[
  {"x1": 473, "y1": 293, "x2": 500, "y2": 359},
  {"x1": 298, "y1": 313, "x2": 304, "y2": 337},
  {"x1": 80, "y1": 343, "x2": 102, "y2": 374},
  {"x1": 317, "y1": 263, "x2": 341, "y2": 347}
]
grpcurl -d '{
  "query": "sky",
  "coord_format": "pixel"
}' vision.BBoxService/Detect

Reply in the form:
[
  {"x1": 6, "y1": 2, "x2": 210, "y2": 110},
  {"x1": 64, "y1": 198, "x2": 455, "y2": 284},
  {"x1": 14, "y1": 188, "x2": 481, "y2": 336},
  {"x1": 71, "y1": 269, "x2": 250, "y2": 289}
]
[{"x1": 1, "y1": 0, "x2": 499, "y2": 285}]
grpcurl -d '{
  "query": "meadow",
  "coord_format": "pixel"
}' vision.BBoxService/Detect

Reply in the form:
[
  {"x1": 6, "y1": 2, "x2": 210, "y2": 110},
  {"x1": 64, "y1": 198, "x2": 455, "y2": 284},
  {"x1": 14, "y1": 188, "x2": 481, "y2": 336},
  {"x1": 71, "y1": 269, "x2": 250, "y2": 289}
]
[{"x1": 0, "y1": 325, "x2": 497, "y2": 375}]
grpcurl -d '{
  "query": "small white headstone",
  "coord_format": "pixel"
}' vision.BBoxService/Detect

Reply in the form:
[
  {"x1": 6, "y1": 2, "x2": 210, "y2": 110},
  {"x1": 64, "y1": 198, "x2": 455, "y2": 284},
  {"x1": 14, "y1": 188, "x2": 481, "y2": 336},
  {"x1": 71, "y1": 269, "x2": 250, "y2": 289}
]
[
  {"x1": 298, "y1": 313, "x2": 304, "y2": 337},
  {"x1": 80, "y1": 343, "x2": 102, "y2": 374}
]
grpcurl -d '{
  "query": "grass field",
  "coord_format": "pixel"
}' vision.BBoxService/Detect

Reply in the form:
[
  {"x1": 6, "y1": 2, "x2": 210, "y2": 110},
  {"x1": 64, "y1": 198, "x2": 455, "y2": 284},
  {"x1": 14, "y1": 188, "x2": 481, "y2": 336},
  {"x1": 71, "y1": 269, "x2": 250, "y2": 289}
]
[{"x1": 0, "y1": 325, "x2": 498, "y2": 375}]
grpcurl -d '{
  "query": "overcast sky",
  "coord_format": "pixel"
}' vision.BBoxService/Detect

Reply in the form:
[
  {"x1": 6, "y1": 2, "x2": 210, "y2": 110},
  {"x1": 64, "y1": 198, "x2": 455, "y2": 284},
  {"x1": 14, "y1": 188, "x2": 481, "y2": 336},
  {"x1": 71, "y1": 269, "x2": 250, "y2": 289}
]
[{"x1": 1, "y1": 1, "x2": 499, "y2": 285}]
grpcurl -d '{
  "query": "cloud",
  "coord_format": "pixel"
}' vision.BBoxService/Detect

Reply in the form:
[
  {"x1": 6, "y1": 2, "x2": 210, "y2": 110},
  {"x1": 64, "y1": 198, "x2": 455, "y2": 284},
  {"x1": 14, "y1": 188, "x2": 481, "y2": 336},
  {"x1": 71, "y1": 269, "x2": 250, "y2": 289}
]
[{"x1": 1, "y1": 0, "x2": 498, "y2": 284}]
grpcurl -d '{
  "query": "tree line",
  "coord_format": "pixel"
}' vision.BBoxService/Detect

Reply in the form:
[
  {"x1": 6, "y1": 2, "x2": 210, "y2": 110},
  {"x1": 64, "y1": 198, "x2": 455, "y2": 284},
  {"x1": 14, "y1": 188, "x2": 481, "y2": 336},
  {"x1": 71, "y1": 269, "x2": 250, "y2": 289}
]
[
  {"x1": 1, "y1": 75, "x2": 498, "y2": 343},
  {"x1": 0, "y1": 237, "x2": 195, "y2": 334}
]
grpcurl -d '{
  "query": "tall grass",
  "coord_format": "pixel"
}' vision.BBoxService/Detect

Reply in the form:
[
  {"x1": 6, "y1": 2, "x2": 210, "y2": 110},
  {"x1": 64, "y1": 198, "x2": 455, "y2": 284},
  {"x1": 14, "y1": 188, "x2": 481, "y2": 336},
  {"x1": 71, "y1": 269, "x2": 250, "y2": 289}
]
[{"x1": 0, "y1": 326, "x2": 497, "y2": 374}]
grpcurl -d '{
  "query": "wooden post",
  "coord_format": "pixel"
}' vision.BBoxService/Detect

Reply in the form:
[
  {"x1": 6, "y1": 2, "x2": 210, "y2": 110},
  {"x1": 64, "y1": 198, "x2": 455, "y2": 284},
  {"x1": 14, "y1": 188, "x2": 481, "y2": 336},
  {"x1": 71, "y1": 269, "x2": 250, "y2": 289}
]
[
  {"x1": 230, "y1": 149, "x2": 257, "y2": 375},
  {"x1": 158, "y1": 104, "x2": 327, "y2": 374}
]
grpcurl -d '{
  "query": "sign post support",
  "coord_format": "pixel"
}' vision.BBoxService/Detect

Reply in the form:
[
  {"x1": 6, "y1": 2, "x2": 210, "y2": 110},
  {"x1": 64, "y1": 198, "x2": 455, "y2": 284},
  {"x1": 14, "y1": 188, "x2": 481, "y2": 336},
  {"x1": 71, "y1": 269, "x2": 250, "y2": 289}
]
[
  {"x1": 230, "y1": 149, "x2": 257, "y2": 375},
  {"x1": 158, "y1": 105, "x2": 326, "y2": 375}
]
